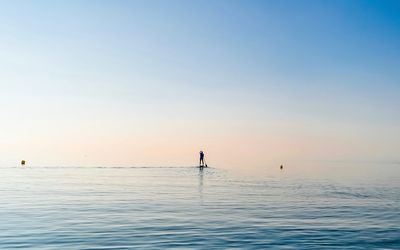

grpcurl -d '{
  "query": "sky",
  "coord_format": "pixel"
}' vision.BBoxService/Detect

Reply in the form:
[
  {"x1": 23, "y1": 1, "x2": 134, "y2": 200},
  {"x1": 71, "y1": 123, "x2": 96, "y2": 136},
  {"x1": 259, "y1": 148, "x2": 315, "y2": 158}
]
[{"x1": 0, "y1": 0, "x2": 399, "y2": 168}]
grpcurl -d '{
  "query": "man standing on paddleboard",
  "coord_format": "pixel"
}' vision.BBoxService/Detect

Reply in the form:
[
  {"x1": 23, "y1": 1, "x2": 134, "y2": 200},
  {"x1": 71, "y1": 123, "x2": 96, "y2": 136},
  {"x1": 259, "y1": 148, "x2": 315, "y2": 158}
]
[{"x1": 199, "y1": 151, "x2": 205, "y2": 167}]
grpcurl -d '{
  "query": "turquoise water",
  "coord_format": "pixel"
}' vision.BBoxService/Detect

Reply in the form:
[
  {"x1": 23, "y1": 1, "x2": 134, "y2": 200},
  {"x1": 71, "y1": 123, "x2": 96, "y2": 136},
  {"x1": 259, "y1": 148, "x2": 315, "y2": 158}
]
[{"x1": 0, "y1": 165, "x2": 399, "y2": 249}]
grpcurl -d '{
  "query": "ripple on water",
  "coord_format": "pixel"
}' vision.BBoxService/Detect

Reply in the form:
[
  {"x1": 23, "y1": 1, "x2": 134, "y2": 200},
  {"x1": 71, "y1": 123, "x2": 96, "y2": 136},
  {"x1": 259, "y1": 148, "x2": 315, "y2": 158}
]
[{"x1": 0, "y1": 166, "x2": 398, "y2": 249}]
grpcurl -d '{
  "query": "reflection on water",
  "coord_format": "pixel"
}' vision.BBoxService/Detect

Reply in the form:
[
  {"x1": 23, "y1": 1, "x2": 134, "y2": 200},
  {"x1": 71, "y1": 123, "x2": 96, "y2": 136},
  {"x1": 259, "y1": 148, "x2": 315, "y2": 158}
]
[
  {"x1": 0, "y1": 165, "x2": 399, "y2": 249},
  {"x1": 198, "y1": 167, "x2": 203, "y2": 205}
]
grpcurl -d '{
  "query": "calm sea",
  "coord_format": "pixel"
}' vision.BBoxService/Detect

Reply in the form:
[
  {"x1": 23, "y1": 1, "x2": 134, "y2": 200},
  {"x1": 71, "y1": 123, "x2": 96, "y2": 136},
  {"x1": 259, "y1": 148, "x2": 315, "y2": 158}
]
[{"x1": 0, "y1": 164, "x2": 399, "y2": 249}]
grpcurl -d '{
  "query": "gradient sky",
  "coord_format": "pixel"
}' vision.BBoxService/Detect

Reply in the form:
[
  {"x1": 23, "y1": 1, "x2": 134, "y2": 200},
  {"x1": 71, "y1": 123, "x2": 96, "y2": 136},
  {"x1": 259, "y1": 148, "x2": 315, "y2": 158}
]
[{"x1": 0, "y1": 0, "x2": 399, "y2": 168}]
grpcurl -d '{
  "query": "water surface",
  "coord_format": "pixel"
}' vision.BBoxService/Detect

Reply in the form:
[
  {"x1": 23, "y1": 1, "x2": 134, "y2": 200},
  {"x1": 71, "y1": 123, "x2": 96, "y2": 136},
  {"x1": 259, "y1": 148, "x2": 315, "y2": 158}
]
[{"x1": 0, "y1": 164, "x2": 399, "y2": 249}]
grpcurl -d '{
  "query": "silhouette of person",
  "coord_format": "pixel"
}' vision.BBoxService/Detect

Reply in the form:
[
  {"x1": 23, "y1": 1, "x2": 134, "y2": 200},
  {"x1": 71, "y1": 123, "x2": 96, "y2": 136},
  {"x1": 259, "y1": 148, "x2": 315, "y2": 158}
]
[{"x1": 199, "y1": 151, "x2": 205, "y2": 167}]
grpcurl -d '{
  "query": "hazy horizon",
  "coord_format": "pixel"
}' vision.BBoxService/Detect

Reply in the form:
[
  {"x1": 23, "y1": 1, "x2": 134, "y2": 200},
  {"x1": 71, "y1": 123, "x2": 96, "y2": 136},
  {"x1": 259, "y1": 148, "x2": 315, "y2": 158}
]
[{"x1": 1, "y1": 0, "x2": 399, "y2": 168}]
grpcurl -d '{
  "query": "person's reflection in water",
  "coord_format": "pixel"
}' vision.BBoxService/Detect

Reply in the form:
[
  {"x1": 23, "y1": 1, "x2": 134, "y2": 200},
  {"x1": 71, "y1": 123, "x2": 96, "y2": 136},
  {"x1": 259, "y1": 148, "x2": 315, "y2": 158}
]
[{"x1": 198, "y1": 167, "x2": 204, "y2": 205}]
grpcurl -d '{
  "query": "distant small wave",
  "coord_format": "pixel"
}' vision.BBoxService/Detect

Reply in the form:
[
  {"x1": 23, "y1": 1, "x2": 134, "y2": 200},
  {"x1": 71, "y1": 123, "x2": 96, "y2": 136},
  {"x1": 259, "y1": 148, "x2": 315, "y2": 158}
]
[{"x1": 329, "y1": 190, "x2": 373, "y2": 199}]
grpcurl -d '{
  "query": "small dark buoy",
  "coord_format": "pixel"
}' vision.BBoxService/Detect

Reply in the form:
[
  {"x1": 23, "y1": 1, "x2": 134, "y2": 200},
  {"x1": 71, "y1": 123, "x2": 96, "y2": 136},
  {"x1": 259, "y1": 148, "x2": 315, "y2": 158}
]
[
  {"x1": 21, "y1": 160, "x2": 26, "y2": 166},
  {"x1": 280, "y1": 165, "x2": 283, "y2": 170}
]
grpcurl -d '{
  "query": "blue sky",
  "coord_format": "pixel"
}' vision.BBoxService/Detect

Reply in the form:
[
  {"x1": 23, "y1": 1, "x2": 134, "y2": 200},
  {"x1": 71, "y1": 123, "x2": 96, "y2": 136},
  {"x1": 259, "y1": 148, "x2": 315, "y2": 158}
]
[{"x1": 0, "y1": 1, "x2": 399, "y2": 167}]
